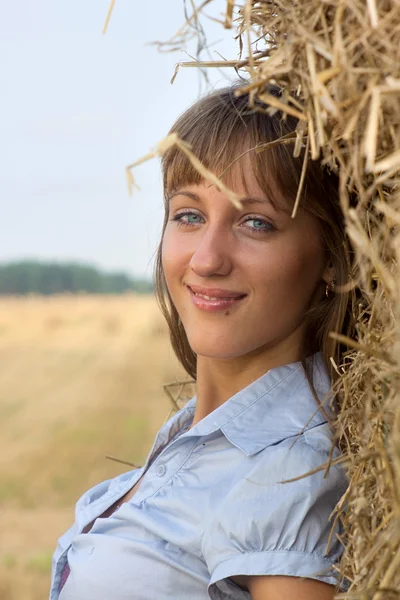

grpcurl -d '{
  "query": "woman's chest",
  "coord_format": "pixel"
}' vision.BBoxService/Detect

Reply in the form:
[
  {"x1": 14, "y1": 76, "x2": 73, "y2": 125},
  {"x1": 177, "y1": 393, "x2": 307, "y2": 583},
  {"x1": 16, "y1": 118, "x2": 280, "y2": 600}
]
[
  {"x1": 52, "y1": 435, "x2": 249, "y2": 600},
  {"x1": 82, "y1": 475, "x2": 145, "y2": 533},
  {"x1": 55, "y1": 469, "x2": 224, "y2": 600}
]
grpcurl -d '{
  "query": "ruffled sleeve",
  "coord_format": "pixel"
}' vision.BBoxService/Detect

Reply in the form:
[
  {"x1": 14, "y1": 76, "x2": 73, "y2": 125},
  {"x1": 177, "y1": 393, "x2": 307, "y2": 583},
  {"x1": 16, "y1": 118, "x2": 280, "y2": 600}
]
[{"x1": 202, "y1": 439, "x2": 350, "y2": 599}]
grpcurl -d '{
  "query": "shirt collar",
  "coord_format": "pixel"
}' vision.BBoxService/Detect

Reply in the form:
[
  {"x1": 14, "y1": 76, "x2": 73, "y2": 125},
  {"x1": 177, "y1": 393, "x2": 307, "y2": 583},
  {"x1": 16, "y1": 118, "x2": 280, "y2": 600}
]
[{"x1": 180, "y1": 352, "x2": 334, "y2": 456}]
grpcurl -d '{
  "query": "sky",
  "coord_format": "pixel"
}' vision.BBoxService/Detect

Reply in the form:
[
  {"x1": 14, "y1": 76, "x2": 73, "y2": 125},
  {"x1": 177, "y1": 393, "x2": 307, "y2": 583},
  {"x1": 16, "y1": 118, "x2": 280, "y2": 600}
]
[{"x1": 0, "y1": 0, "x2": 240, "y2": 279}]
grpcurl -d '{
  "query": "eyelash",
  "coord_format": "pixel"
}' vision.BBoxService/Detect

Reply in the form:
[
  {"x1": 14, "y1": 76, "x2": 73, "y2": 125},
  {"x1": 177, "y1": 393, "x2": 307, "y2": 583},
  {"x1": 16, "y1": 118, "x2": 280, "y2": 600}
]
[{"x1": 170, "y1": 210, "x2": 276, "y2": 234}]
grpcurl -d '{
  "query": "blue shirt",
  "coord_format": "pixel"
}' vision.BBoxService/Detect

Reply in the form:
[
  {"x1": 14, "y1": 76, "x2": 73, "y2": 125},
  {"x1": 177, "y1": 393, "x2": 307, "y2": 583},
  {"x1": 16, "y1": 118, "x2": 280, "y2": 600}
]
[{"x1": 50, "y1": 352, "x2": 350, "y2": 599}]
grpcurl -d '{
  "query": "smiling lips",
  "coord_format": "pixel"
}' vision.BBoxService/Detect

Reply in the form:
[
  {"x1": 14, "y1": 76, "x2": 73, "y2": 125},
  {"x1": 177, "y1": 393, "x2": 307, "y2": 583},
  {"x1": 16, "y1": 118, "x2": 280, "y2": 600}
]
[{"x1": 187, "y1": 284, "x2": 247, "y2": 312}]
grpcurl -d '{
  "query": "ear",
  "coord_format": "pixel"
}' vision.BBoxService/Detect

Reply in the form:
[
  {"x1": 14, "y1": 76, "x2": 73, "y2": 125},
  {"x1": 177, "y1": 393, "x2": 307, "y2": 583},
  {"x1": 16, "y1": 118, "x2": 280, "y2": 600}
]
[{"x1": 322, "y1": 260, "x2": 335, "y2": 285}]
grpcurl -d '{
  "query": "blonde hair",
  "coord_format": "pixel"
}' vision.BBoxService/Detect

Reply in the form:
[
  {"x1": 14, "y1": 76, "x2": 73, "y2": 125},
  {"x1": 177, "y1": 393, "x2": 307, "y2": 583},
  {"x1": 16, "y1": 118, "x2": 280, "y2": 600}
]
[{"x1": 154, "y1": 83, "x2": 355, "y2": 386}]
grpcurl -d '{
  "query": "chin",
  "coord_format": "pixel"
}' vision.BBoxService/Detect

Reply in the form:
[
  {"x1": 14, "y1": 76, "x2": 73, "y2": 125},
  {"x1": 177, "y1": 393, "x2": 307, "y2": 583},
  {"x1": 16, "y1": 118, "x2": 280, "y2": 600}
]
[{"x1": 187, "y1": 336, "x2": 252, "y2": 360}]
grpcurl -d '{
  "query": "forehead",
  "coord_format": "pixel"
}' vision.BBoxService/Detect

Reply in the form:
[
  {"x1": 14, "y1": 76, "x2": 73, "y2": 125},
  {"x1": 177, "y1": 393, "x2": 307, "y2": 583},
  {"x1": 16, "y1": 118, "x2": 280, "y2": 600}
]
[{"x1": 166, "y1": 147, "x2": 293, "y2": 214}]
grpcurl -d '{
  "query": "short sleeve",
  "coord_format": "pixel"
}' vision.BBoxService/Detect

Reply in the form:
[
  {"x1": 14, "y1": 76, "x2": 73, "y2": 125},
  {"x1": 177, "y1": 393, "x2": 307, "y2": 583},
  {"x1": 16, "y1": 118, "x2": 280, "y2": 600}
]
[{"x1": 202, "y1": 440, "x2": 350, "y2": 599}]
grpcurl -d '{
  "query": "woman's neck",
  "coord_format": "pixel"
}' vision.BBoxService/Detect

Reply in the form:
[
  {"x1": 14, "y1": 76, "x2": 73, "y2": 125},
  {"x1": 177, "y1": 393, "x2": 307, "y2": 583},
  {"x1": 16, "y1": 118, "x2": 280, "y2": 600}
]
[{"x1": 189, "y1": 338, "x2": 303, "y2": 429}]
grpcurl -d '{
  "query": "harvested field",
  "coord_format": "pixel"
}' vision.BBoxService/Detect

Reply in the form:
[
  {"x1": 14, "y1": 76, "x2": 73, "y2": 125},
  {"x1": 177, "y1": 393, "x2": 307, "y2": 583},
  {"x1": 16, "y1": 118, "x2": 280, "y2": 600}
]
[{"x1": 0, "y1": 294, "x2": 187, "y2": 600}]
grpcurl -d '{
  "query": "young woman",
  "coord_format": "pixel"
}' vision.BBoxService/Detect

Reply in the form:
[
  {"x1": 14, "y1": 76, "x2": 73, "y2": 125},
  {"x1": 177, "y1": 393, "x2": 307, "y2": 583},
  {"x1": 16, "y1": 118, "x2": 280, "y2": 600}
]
[{"x1": 50, "y1": 83, "x2": 352, "y2": 600}]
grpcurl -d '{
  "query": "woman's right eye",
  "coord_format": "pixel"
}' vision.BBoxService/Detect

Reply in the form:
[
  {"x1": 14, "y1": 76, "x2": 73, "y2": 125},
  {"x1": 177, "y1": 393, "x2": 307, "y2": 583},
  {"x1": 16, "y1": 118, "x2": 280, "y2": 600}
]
[{"x1": 171, "y1": 211, "x2": 204, "y2": 227}]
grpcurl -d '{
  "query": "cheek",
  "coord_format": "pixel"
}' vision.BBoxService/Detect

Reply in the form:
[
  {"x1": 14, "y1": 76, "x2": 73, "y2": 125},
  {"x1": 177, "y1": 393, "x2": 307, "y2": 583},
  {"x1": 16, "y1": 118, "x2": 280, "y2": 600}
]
[
  {"x1": 251, "y1": 235, "x2": 324, "y2": 296},
  {"x1": 160, "y1": 232, "x2": 175, "y2": 286},
  {"x1": 286, "y1": 249, "x2": 325, "y2": 303},
  {"x1": 161, "y1": 227, "x2": 189, "y2": 288}
]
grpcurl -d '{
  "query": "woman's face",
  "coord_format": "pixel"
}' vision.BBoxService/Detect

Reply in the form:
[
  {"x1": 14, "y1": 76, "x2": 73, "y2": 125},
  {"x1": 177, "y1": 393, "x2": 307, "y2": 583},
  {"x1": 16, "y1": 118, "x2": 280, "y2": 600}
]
[{"x1": 161, "y1": 163, "x2": 332, "y2": 363}]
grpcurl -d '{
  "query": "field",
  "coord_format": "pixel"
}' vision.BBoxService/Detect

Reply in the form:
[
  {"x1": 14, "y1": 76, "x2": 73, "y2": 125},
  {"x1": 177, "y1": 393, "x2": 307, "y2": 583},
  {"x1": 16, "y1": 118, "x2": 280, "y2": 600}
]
[{"x1": 0, "y1": 294, "x2": 190, "y2": 600}]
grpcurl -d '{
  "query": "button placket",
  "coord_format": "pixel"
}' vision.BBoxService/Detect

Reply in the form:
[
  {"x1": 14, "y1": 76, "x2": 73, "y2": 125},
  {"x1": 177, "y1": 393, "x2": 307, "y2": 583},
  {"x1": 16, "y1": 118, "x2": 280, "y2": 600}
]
[{"x1": 148, "y1": 420, "x2": 192, "y2": 476}]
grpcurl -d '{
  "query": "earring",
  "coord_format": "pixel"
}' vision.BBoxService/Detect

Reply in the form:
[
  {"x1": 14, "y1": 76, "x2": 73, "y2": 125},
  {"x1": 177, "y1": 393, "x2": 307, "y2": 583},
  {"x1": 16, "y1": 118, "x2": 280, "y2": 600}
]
[{"x1": 325, "y1": 278, "x2": 336, "y2": 298}]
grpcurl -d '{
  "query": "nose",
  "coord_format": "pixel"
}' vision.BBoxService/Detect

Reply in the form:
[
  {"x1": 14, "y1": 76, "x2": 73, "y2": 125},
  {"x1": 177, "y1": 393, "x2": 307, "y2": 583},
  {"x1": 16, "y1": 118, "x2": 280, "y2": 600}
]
[{"x1": 189, "y1": 225, "x2": 233, "y2": 277}]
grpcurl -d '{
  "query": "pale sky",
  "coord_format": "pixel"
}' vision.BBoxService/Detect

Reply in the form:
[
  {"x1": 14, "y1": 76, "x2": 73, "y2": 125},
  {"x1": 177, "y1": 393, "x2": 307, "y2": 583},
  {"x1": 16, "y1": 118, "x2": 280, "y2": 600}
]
[{"x1": 0, "y1": 0, "x2": 239, "y2": 279}]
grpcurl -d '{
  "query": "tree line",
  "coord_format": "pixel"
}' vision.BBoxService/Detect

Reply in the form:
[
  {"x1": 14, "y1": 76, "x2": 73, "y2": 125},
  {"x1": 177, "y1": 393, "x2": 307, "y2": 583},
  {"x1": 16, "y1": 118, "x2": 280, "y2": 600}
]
[{"x1": 0, "y1": 261, "x2": 153, "y2": 295}]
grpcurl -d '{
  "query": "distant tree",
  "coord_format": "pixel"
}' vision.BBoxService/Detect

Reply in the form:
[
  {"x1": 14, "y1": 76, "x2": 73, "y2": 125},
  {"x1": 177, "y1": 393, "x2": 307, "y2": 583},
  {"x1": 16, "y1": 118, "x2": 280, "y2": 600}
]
[{"x1": 0, "y1": 261, "x2": 153, "y2": 295}]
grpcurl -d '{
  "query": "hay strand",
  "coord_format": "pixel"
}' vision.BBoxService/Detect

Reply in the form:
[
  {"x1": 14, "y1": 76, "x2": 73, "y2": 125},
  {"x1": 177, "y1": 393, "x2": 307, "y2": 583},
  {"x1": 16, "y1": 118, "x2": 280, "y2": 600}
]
[
  {"x1": 127, "y1": 133, "x2": 243, "y2": 209},
  {"x1": 102, "y1": 0, "x2": 116, "y2": 34}
]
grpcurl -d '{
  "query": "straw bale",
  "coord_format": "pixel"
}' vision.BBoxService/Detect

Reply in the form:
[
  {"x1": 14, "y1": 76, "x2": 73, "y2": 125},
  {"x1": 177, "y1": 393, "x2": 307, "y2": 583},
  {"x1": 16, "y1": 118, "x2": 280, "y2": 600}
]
[{"x1": 107, "y1": 0, "x2": 400, "y2": 596}]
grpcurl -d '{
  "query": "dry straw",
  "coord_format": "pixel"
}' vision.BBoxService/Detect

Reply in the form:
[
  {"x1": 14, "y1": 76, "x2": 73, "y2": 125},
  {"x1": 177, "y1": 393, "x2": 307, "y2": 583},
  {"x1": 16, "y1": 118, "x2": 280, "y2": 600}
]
[{"x1": 107, "y1": 0, "x2": 400, "y2": 596}]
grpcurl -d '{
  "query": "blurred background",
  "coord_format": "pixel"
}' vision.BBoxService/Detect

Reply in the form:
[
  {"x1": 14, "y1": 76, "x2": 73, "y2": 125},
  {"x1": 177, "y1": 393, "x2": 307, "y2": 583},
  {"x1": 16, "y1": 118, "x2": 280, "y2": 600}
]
[{"x1": 0, "y1": 1, "x2": 237, "y2": 597}]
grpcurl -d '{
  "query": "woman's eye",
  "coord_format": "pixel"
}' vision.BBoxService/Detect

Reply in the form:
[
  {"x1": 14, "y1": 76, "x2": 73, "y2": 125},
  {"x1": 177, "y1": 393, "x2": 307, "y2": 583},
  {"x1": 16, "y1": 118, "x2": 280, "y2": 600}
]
[
  {"x1": 171, "y1": 211, "x2": 203, "y2": 227},
  {"x1": 242, "y1": 216, "x2": 275, "y2": 234},
  {"x1": 170, "y1": 211, "x2": 274, "y2": 234}
]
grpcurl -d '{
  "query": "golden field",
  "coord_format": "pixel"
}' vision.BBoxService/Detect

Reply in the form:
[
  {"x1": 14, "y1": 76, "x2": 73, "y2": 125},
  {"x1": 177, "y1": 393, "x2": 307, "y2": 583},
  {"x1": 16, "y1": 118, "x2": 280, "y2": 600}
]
[{"x1": 0, "y1": 294, "x2": 190, "y2": 600}]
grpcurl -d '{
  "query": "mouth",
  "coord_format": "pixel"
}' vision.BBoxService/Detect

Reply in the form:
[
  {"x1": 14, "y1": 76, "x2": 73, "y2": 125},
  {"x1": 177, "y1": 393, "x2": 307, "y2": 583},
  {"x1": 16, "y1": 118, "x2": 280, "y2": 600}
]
[{"x1": 186, "y1": 285, "x2": 247, "y2": 312}]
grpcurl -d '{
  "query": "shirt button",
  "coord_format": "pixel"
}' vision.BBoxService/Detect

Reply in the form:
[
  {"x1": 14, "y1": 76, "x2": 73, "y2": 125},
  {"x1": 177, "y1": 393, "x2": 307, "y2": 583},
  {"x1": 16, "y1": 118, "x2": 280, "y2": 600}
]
[{"x1": 156, "y1": 464, "x2": 166, "y2": 477}]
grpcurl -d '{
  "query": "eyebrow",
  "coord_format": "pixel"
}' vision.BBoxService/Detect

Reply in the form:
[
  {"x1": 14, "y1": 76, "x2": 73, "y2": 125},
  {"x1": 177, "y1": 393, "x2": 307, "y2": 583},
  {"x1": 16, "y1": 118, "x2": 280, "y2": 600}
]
[{"x1": 168, "y1": 190, "x2": 290, "y2": 214}]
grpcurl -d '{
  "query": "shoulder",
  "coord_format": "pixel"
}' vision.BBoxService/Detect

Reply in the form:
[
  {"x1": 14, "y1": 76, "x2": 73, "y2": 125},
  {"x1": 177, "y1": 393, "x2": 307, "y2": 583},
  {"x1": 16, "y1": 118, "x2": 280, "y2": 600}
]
[
  {"x1": 231, "y1": 424, "x2": 347, "y2": 499},
  {"x1": 202, "y1": 431, "x2": 348, "y2": 562},
  {"x1": 203, "y1": 431, "x2": 349, "y2": 597}
]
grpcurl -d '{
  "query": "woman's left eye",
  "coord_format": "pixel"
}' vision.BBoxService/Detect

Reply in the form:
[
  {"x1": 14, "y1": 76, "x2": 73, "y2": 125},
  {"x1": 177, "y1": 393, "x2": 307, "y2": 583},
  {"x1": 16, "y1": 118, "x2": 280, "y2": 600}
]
[{"x1": 242, "y1": 216, "x2": 275, "y2": 234}]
